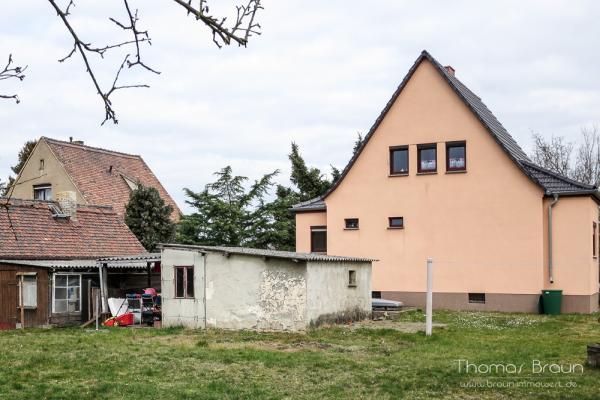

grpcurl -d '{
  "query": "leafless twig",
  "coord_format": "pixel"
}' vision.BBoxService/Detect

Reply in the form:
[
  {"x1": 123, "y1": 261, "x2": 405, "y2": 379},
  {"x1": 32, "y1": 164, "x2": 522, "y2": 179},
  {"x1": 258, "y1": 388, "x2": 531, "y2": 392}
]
[
  {"x1": 0, "y1": 54, "x2": 27, "y2": 104},
  {"x1": 171, "y1": 0, "x2": 263, "y2": 48},
  {"x1": 48, "y1": 0, "x2": 156, "y2": 124}
]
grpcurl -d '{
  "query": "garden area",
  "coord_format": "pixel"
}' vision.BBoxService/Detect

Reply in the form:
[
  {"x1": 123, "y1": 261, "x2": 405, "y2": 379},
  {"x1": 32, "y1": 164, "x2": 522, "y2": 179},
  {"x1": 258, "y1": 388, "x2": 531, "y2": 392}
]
[{"x1": 0, "y1": 310, "x2": 599, "y2": 399}]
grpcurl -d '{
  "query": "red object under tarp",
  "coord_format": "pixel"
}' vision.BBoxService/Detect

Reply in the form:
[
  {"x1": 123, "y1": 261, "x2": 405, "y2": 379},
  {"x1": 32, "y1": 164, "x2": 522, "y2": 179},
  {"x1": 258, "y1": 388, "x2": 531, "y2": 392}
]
[{"x1": 104, "y1": 312, "x2": 134, "y2": 327}]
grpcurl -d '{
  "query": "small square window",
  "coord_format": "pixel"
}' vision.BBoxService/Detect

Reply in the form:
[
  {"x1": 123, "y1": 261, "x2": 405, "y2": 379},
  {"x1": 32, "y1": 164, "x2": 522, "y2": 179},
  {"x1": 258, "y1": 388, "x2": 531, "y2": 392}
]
[
  {"x1": 390, "y1": 146, "x2": 409, "y2": 175},
  {"x1": 446, "y1": 141, "x2": 466, "y2": 171},
  {"x1": 388, "y1": 217, "x2": 404, "y2": 229},
  {"x1": 348, "y1": 270, "x2": 357, "y2": 287},
  {"x1": 33, "y1": 184, "x2": 52, "y2": 201},
  {"x1": 344, "y1": 218, "x2": 359, "y2": 229},
  {"x1": 468, "y1": 293, "x2": 486, "y2": 304},
  {"x1": 418, "y1": 144, "x2": 437, "y2": 173}
]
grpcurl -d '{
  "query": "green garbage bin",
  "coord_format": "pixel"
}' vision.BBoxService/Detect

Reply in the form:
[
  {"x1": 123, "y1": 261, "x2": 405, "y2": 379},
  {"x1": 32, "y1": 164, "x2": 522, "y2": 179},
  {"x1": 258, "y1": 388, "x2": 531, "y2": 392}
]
[{"x1": 541, "y1": 290, "x2": 563, "y2": 315}]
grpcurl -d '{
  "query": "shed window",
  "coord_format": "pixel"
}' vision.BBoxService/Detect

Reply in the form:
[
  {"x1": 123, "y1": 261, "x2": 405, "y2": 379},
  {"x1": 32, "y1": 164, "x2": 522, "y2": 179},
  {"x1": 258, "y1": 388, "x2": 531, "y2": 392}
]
[
  {"x1": 175, "y1": 266, "x2": 194, "y2": 298},
  {"x1": 446, "y1": 141, "x2": 466, "y2": 171},
  {"x1": 345, "y1": 218, "x2": 359, "y2": 229},
  {"x1": 468, "y1": 293, "x2": 486, "y2": 304},
  {"x1": 18, "y1": 274, "x2": 37, "y2": 309},
  {"x1": 348, "y1": 270, "x2": 357, "y2": 287},
  {"x1": 390, "y1": 146, "x2": 409, "y2": 175},
  {"x1": 388, "y1": 217, "x2": 404, "y2": 229},
  {"x1": 418, "y1": 144, "x2": 437, "y2": 173},
  {"x1": 311, "y1": 226, "x2": 327, "y2": 253},
  {"x1": 33, "y1": 184, "x2": 52, "y2": 201},
  {"x1": 53, "y1": 274, "x2": 81, "y2": 313}
]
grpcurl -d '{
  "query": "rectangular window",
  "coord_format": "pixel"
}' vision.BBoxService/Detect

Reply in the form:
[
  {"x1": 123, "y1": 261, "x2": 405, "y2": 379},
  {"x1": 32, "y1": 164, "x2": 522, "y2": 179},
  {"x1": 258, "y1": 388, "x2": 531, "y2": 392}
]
[
  {"x1": 33, "y1": 184, "x2": 52, "y2": 201},
  {"x1": 446, "y1": 141, "x2": 466, "y2": 171},
  {"x1": 18, "y1": 274, "x2": 37, "y2": 309},
  {"x1": 310, "y1": 226, "x2": 327, "y2": 253},
  {"x1": 53, "y1": 274, "x2": 81, "y2": 313},
  {"x1": 468, "y1": 293, "x2": 486, "y2": 304},
  {"x1": 39, "y1": 159, "x2": 45, "y2": 171},
  {"x1": 348, "y1": 270, "x2": 357, "y2": 287},
  {"x1": 594, "y1": 222, "x2": 597, "y2": 257},
  {"x1": 388, "y1": 217, "x2": 404, "y2": 229},
  {"x1": 344, "y1": 218, "x2": 359, "y2": 229},
  {"x1": 390, "y1": 146, "x2": 409, "y2": 175},
  {"x1": 175, "y1": 266, "x2": 194, "y2": 298},
  {"x1": 418, "y1": 144, "x2": 437, "y2": 173}
]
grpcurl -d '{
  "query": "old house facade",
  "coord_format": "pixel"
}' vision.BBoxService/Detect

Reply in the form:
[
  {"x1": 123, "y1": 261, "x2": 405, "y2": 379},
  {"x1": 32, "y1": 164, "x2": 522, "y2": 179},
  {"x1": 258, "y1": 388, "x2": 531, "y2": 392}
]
[
  {"x1": 293, "y1": 51, "x2": 600, "y2": 314},
  {"x1": 10, "y1": 137, "x2": 181, "y2": 220},
  {"x1": 0, "y1": 199, "x2": 154, "y2": 329}
]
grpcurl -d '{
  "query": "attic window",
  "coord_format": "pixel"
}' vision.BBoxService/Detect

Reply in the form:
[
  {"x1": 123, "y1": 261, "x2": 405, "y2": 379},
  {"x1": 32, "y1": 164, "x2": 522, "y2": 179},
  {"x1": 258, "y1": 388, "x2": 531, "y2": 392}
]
[
  {"x1": 33, "y1": 184, "x2": 52, "y2": 201},
  {"x1": 39, "y1": 159, "x2": 45, "y2": 171},
  {"x1": 418, "y1": 144, "x2": 437, "y2": 173},
  {"x1": 446, "y1": 141, "x2": 466, "y2": 172}
]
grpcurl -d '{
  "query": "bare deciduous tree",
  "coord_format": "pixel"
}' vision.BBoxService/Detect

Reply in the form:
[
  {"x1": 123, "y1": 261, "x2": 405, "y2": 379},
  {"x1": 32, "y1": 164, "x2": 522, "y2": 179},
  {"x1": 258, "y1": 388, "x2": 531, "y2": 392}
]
[
  {"x1": 2, "y1": 0, "x2": 263, "y2": 124},
  {"x1": 531, "y1": 126, "x2": 600, "y2": 187}
]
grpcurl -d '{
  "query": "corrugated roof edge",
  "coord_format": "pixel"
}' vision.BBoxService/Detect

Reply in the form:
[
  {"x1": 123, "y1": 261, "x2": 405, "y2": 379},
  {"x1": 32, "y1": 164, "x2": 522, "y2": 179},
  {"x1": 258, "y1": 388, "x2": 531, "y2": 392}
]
[{"x1": 159, "y1": 243, "x2": 376, "y2": 262}]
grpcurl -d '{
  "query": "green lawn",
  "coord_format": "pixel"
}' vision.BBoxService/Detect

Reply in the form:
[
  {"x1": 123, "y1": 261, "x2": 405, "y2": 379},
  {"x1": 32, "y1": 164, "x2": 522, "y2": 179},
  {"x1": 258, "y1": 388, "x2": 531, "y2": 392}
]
[{"x1": 0, "y1": 311, "x2": 599, "y2": 399}]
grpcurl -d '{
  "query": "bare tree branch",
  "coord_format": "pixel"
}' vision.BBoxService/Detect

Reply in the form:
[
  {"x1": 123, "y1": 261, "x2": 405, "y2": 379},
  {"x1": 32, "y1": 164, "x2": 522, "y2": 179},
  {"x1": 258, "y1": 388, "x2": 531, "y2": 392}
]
[
  {"x1": 48, "y1": 0, "x2": 157, "y2": 124},
  {"x1": 0, "y1": 54, "x2": 27, "y2": 104},
  {"x1": 170, "y1": 0, "x2": 263, "y2": 48}
]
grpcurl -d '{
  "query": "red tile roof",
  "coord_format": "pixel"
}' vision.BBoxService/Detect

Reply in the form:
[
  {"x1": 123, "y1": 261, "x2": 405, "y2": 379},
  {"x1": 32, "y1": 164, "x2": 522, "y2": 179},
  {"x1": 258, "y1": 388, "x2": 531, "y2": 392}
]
[
  {"x1": 43, "y1": 137, "x2": 181, "y2": 220},
  {"x1": 0, "y1": 199, "x2": 146, "y2": 259}
]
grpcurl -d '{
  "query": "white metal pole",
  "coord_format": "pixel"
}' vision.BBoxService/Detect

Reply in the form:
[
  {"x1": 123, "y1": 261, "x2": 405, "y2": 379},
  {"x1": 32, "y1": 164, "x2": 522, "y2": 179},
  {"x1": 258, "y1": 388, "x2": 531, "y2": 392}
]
[
  {"x1": 426, "y1": 257, "x2": 433, "y2": 336},
  {"x1": 95, "y1": 290, "x2": 99, "y2": 331}
]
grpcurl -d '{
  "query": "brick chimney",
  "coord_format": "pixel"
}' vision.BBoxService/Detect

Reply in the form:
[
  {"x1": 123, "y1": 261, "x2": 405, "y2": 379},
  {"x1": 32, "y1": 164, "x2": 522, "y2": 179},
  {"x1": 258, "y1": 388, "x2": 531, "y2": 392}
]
[
  {"x1": 445, "y1": 65, "x2": 455, "y2": 76},
  {"x1": 55, "y1": 191, "x2": 78, "y2": 221}
]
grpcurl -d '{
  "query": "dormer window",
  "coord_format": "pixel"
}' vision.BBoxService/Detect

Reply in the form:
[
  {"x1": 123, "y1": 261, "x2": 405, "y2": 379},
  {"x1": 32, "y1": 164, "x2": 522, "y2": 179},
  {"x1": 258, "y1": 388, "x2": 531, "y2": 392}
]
[
  {"x1": 390, "y1": 146, "x2": 409, "y2": 175},
  {"x1": 446, "y1": 141, "x2": 466, "y2": 172},
  {"x1": 417, "y1": 144, "x2": 437, "y2": 173}
]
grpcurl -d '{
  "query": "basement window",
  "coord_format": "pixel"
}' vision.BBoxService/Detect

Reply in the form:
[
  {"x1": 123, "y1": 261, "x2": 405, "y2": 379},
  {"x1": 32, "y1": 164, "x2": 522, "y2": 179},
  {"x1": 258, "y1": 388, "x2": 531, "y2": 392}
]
[
  {"x1": 175, "y1": 266, "x2": 194, "y2": 298},
  {"x1": 348, "y1": 270, "x2": 357, "y2": 287},
  {"x1": 344, "y1": 218, "x2": 359, "y2": 229},
  {"x1": 468, "y1": 293, "x2": 486, "y2": 304}
]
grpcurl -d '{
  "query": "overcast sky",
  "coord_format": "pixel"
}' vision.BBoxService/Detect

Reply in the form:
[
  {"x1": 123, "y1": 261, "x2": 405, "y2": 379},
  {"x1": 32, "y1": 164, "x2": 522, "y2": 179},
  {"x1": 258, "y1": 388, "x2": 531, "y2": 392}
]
[{"x1": 1, "y1": 1, "x2": 599, "y2": 213}]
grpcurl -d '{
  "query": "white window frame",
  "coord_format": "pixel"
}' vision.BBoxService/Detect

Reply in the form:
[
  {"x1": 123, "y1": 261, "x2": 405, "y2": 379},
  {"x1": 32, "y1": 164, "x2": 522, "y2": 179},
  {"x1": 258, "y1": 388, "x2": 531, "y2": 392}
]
[
  {"x1": 33, "y1": 184, "x2": 52, "y2": 201},
  {"x1": 52, "y1": 273, "x2": 82, "y2": 314},
  {"x1": 17, "y1": 272, "x2": 38, "y2": 309}
]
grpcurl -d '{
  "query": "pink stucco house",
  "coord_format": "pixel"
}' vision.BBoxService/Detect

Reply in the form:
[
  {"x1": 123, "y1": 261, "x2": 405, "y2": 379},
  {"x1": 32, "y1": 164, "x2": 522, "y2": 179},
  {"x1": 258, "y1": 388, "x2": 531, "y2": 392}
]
[{"x1": 293, "y1": 51, "x2": 600, "y2": 313}]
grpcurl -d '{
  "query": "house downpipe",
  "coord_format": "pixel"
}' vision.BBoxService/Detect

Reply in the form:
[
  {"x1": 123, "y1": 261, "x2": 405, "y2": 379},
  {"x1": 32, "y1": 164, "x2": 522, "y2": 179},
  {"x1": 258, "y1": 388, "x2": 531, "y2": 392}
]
[{"x1": 548, "y1": 194, "x2": 559, "y2": 284}]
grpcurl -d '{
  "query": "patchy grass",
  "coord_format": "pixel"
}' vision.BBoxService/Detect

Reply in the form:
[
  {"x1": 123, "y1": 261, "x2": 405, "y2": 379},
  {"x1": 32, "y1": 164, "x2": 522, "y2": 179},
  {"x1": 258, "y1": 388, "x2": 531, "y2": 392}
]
[{"x1": 0, "y1": 311, "x2": 599, "y2": 399}]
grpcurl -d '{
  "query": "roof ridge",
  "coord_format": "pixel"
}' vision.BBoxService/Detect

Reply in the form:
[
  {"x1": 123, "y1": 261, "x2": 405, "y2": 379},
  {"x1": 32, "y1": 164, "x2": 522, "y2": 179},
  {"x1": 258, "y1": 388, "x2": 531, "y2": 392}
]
[
  {"x1": 520, "y1": 160, "x2": 596, "y2": 190},
  {"x1": 42, "y1": 137, "x2": 142, "y2": 159}
]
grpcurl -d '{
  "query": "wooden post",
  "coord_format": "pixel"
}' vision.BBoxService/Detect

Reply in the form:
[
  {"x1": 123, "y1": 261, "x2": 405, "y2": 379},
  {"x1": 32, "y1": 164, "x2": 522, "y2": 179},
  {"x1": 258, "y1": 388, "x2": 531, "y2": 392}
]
[
  {"x1": 19, "y1": 275, "x2": 25, "y2": 329},
  {"x1": 95, "y1": 290, "x2": 99, "y2": 331},
  {"x1": 426, "y1": 258, "x2": 433, "y2": 336}
]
